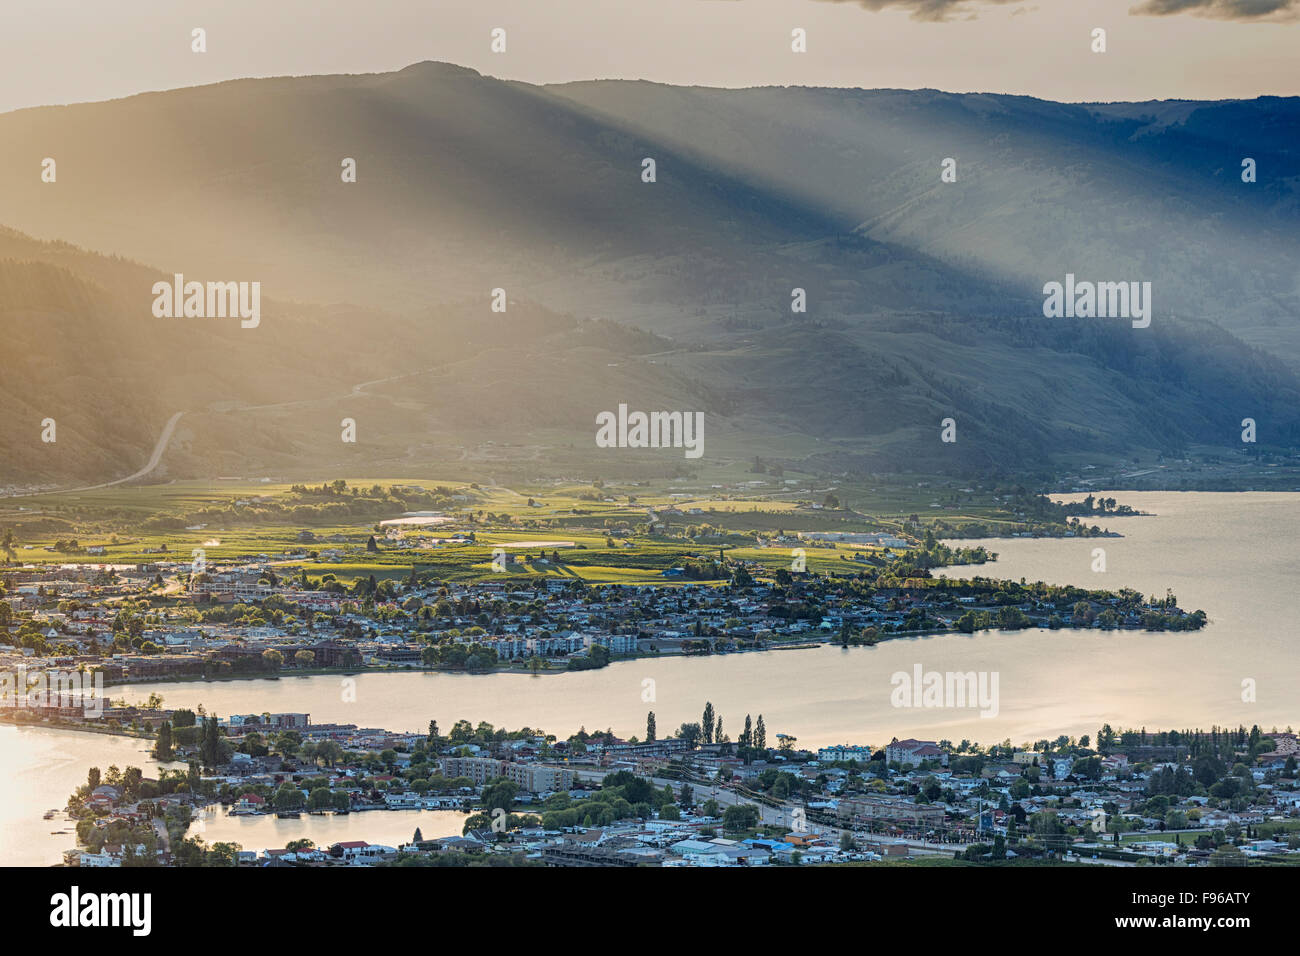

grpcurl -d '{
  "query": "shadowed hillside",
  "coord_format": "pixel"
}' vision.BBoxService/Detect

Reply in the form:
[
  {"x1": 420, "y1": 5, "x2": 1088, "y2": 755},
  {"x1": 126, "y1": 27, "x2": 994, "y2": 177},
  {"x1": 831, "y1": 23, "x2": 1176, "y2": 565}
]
[{"x1": 2, "y1": 64, "x2": 1299, "y2": 486}]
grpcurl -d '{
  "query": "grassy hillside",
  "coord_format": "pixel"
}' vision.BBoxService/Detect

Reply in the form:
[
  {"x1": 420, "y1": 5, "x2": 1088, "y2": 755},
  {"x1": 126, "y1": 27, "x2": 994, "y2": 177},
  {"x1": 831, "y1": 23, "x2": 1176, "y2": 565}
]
[{"x1": 2, "y1": 65, "x2": 1298, "y2": 486}]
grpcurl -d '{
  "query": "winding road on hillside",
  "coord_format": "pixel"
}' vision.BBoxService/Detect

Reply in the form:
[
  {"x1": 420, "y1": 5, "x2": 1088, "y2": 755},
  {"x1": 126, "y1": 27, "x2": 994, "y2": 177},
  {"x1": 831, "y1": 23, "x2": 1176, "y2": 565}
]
[
  {"x1": 2, "y1": 411, "x2": 184, "y2": 499},
  {"x1": 0, "y1": 350, "x2": 497, "y2": 501}
]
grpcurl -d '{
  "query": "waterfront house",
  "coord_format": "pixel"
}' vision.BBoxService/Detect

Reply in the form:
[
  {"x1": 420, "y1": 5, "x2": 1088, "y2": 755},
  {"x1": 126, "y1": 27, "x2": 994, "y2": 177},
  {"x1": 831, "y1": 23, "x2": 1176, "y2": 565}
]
[{"x1": 233, "y1": 792, "x2": 267, "y2": 814}]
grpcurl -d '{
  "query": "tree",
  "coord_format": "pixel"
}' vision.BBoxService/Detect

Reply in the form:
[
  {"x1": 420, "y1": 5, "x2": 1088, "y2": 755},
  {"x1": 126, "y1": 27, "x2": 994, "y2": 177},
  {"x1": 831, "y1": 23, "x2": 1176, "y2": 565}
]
[
  {"x1": 121, "y1": 766, "x2": 143, "y2": 801},
  {"x1": 481, "y1": 778, "x2": 519, "y2": 817},
  {"x1": 1097, "y1": 723, "x2": 1116, "y2": 753},
  {"x1": 1029, "y1": 810, "x2": 1067, "y2": 851},
  {"x1": 677, "y1": 722, "x2": 702, "y2": 750},
  {"x1": 154, "y1": 722, "x2": 174, "y2": 760},
  {"x1": 1209, "y1": 844, "x2": 1247, "y2": 867},
  {"x1": 645, "y1": 711, "x2": 656, "y2": 743},
  {"x1": 274, "y1": 784, "x2": 306, "y2": 811},
  {"x1": 702, "y1": 702, "x2": 715, "y2": 745},
  {"x1": 200, "y1": 717, "x2": 222, "y2": 767},
  {"x1": 273, "y1": 732, "x2": 301, "y2": 759},
  {"x1": 722, "y1": 804, "x2": 760, "y2": 832},
  {"x1": 208, "y1": 842, "x2": 241, "y2": 867},
  {"x1": 754, "y1": 715, "x2": 767, "y2": 752}
]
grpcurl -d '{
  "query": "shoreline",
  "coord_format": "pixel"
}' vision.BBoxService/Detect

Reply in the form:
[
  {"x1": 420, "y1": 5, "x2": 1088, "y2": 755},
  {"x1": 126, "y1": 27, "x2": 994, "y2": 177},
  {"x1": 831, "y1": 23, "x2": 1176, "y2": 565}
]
[
  {"x1": 91, "y1": 612, "x2": 1206, "y2": 691},
  {"x1": 0, "y1": 714, "x2": 154, "y2": 740}
]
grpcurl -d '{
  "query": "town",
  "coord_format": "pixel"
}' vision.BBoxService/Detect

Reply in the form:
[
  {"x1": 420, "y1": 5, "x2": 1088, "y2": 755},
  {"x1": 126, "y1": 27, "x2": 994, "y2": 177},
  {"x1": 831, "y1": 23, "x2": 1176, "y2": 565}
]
[
  {"x1": 0, "y1": 477, "x2": 1220, "y2": 870},
  {"x1": 0, "y1": 480, "x2": 1203, "y2": 685},
  {"x1": 39, "y1": 704, "x2": 1300, "y2": 868}
]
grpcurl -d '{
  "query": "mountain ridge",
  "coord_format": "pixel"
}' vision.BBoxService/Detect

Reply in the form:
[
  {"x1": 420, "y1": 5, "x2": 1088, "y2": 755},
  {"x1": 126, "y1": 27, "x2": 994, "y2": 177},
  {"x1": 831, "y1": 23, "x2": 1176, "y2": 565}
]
[{"x1": 2, "y1": 62, "x2": 1297, "y2": 485}]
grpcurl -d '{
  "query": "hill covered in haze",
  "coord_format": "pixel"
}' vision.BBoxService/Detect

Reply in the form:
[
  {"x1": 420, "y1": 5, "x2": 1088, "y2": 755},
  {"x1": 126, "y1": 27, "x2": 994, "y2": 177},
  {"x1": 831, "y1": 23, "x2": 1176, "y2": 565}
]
[{"x1": 1, "y1": 63, "x2": 1297, "y2": 486}]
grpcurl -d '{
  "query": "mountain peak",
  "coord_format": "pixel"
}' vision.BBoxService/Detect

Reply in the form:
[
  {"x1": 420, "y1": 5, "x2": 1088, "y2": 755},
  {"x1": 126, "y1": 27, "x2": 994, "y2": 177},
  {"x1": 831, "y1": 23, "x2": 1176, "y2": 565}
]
[{"x1": 390, "y1": 60, "x2": 484, "y2": 81}]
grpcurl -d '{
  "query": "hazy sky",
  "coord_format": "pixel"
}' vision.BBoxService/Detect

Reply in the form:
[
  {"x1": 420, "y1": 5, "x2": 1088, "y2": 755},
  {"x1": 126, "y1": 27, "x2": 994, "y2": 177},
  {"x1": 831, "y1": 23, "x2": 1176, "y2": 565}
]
[{"x1": 0, "y1": 0, "x2": 1296, "y2": 113}]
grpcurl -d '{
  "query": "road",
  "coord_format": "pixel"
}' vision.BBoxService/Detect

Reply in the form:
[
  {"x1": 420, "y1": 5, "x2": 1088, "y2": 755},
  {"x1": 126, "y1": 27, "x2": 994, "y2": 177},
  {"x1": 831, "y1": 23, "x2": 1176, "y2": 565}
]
[
  {"x1": 153, "y1": 817, "x2": 171, "y2": 858},
  {"x1": 559, "y1": 765, "x2": 911, "y2": 847},
  {"x1": 3, "y1": 411, "x2": 185, "y2": 498}
]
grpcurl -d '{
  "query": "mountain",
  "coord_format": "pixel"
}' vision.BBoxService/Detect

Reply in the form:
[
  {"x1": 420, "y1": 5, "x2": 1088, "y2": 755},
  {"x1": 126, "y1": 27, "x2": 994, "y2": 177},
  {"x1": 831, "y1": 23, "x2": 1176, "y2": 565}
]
[
  {"x1": 1, "y1": 64, "x2": 1298, "y2": 486},
  {"x1": 549, "y1": 82, "x2": 1300, "y2": 349}
]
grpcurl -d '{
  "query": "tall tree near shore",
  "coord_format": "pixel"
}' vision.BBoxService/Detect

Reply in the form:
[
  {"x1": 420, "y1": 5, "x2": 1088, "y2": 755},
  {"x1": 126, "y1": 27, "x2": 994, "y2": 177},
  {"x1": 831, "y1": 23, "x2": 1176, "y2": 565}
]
[
  {"x1": 702, "y1": 702, "x2": 715, "y2": 744},
  {"x1": 154, "y1": 722, "x2": 173, "y2": 760},
  {"x1": 200, "y1": 716, "x2": 221, "y2": 767},
  {"x1": 754, "y1": 715, "x2": 767, "y2": 752},
  {"x1": 646, "y1": 711, "x2": 656, "y2": 743}
]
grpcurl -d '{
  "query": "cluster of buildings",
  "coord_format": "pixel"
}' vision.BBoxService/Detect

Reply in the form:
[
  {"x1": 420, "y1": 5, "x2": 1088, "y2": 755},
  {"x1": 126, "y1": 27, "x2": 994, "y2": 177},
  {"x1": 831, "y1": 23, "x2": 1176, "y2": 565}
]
[
  {"x1": 2, "y1": 531, "x2": 1207, "y2": 693},
  {"x1": 52, "y1": 714, "x2": 1300, "y2": 868}
]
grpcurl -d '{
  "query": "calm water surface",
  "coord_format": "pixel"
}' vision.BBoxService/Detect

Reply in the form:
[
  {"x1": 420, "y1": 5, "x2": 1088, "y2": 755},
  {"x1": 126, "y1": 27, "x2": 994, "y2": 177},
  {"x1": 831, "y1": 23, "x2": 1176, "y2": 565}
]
[
  {"x1": 0, "y1": 726, "x2": 173, "y2": 867},
  {"x1": 120, "y1": 492, "x2": 1299, "y2": 746},
  {"x1": 6, "y1": 491, "x2": 1296, "y2": 863}
]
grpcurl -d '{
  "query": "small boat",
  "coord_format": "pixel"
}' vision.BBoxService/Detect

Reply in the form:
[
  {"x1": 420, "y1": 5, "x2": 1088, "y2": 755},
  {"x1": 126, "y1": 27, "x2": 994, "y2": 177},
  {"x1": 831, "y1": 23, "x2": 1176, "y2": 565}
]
[
  {"x1": 43, "y1": 811, "x2": 57, "y2": 820},
  {"x1": 275, "y1": 810, "x2": 300, "y2": 818}
]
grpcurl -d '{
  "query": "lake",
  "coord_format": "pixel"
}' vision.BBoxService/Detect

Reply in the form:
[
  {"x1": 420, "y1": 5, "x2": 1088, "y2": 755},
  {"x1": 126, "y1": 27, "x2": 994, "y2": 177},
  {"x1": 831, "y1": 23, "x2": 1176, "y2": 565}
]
[
  {"x1": 0, "y1": 725, "x2": 174, "y2": 867},
  {"x1": 7, "y1": 490, "x2": 1295, "y2": 864},
  {"x1": 116, "y1": 491, "x2": 1298, "y2": 749},
  {"x1": 190, "y1": 805, "x2": 466, "y2": 851},
  {"x1": 0, "y1": 724, "x2": 468, "y2": 865}
]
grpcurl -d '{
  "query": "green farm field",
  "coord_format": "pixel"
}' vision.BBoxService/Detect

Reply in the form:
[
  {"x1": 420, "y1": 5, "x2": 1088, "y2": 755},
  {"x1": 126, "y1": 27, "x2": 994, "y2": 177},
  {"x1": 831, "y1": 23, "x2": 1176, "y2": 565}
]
[{"x1": 0, "y1": 473, "x2": 1037, "y2": 585}]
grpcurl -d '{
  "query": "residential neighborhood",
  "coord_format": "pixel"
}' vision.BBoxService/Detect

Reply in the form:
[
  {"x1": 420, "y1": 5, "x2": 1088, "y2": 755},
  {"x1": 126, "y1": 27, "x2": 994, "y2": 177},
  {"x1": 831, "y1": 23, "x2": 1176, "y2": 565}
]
[{"x1": 34, "y1": 699, "x2": 1300, "y2": 868}]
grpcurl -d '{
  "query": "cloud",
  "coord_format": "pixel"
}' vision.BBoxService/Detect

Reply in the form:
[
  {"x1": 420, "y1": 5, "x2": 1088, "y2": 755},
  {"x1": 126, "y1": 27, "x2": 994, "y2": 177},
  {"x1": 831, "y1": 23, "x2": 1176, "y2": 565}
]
[
  {"x1": 808, "y1": 0, "x2": 1023, "y2": 22},
  {"x1": 803, "y1": 0, "x2": 1299, "y2": 20},
  {"x1": 1130, "y1": 0, "x2": 1299, "y2": 18}
]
